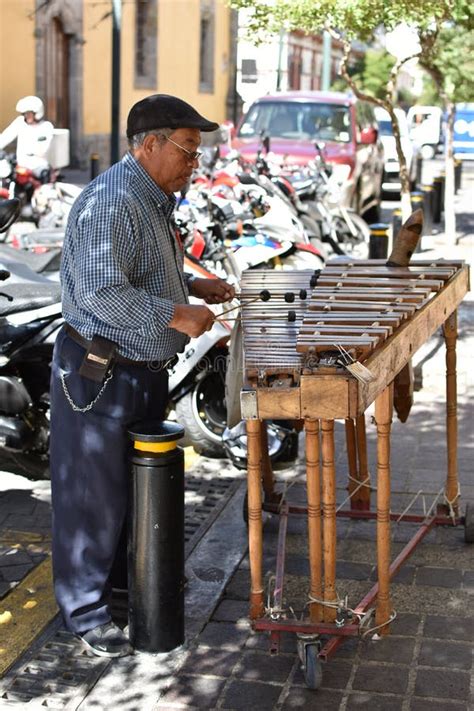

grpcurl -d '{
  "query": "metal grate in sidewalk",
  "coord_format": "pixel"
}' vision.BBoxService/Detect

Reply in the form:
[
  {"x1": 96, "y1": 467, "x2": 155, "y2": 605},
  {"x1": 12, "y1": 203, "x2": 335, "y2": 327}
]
[{"x1": 184, "y1": 474, "x2": 240, "y2": 556}]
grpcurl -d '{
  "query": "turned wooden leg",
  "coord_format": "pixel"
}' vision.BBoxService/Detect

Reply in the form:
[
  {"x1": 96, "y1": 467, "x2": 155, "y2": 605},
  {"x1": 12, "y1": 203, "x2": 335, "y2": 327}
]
[
  {"x1": 246, "y1": 418, "x2": 265, "y2": 619},
  {"x1": 260, "y1": 423, "x2": 276, "y2": 501},
  {"x1": 374, "y1": 385, "x2": 393, "y2": 635},
  {"x1": 321, "y1": 419, "x2": 337, "y2": 622},
  {"x1": 443, "y1": 311, "x2": 459, "y2": 515},
  {"x1": 305, "y1": 419, "x2": 323, "y2": 622}
]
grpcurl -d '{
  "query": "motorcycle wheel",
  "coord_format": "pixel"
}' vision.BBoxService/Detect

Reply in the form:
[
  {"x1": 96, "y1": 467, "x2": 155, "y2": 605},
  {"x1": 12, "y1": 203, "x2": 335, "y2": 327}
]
[{"x1": 175, "y1": 369, "x2": 227, "y2": 458}]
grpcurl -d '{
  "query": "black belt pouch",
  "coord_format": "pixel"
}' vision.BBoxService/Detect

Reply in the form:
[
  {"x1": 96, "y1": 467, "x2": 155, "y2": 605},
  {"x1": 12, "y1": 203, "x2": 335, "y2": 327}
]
[{"x1": 78, "y1": 334, "x2": 117, "y2": 383}]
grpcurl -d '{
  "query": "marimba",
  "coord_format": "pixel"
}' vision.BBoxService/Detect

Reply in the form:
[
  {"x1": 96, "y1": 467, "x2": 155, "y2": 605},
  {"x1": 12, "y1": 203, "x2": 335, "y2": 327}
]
[{"x1": 239, "y1": 257, "x2": 470, "y2": 688}]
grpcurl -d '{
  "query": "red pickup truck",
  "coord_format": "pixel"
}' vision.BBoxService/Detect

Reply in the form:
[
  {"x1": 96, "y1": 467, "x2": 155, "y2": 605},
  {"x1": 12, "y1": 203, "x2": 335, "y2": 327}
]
[{"x1": 232, "y1": 90, "x2": 384, "y2": 220}]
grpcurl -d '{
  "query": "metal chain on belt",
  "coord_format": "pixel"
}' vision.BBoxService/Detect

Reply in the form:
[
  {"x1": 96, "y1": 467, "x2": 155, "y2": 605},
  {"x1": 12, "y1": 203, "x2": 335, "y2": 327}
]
[{"x1": 60, "y1": 368, "x2": 115, "y2": 413}]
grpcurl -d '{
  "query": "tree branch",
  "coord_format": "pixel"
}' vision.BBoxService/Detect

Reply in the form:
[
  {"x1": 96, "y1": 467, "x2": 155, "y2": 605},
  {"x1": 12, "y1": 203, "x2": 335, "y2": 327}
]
[
  {"x1": 385, "y1": 52, "x2": 421, "y2": 104},
  {"x1": 337, "y1": 36, "x2": 387, "y2": 108}
]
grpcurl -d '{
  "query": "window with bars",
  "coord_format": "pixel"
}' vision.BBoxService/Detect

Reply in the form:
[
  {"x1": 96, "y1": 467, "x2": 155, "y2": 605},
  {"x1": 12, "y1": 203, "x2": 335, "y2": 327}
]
[
  {"x1": 135, "y1": 0, "x2": 157, "y2": 88},
  {"x1": 199, "y1": 0, "x2": 215, "y2": 93}
]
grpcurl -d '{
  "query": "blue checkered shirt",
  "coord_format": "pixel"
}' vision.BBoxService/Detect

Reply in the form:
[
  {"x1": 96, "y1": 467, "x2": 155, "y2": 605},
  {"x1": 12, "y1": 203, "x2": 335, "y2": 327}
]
[{"x1": 61, "y1": 151, "x2": 190, "y2": 361}]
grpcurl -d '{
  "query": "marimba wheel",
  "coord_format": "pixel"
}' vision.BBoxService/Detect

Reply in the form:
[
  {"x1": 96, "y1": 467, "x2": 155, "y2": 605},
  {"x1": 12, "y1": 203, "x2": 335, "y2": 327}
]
[
  {"x1": 464, "y1": 502, "x2": 474, "y2": 543},
  {"x1": 297, "y1": 640, "x2": 323, "y2": 690}
]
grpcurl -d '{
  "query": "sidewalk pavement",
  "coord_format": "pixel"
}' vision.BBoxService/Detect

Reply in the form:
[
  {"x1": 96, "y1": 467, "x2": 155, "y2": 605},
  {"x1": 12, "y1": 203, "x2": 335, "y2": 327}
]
[{"x1": 0, "y1": 163, "x2": 472, "y2": 709}]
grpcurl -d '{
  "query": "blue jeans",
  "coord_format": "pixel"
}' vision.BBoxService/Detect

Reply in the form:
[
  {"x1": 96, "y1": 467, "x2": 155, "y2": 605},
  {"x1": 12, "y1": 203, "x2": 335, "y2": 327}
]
[{"x1": 50, "y1": 327, "x2": 168, "y2": 633}]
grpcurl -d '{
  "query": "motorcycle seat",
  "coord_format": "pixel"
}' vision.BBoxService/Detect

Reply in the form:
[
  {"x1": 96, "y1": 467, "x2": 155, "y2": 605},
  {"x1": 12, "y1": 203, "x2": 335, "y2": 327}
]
[
  {"x1": 0, "y1": 245, "x2": 61, "y2": 273},
  {"x1": 0, "y1": 282, "x2": 61, "y2": 316}
]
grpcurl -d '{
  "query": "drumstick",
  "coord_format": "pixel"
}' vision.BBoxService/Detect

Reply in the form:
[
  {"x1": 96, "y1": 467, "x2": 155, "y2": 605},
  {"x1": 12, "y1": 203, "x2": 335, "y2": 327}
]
[
  {"x1": 214, "y1": 309, "x2": 297, "y2": 323},
  {"x1": 215, "y1": 289, "x2": 271, "y2": 318}
]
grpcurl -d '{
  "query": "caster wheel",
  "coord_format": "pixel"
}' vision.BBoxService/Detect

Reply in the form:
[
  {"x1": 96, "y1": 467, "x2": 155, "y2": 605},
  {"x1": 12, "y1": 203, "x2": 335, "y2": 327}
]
[
  {"x1": 464, "y1": 502, "x2": 474, "y2": 543},
  {"x1": 303, "y1": 643, "x2": 323, "y2": 690}
]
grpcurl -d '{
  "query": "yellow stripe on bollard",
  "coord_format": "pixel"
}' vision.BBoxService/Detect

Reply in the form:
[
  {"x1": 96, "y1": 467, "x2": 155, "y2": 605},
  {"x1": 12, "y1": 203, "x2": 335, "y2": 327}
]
[{"x1": 134, "y1": 440, "x2": 177, "y2": 453}]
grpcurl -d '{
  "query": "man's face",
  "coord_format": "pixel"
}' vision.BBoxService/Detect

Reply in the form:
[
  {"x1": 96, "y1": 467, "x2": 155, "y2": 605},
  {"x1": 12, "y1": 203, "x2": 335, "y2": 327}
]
[
  {"x1": 138, "y1": 128, "x2": 201, "y2": 194},
  {"x1": 23, "y1": 111, "x2": 36, "y2": 124}
]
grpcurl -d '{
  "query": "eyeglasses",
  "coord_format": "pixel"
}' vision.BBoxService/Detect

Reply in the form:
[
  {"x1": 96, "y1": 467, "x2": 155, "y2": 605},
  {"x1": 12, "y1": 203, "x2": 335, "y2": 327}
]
[{"x1": 165, "y1": 136, "x2": 202, "y2": 163}]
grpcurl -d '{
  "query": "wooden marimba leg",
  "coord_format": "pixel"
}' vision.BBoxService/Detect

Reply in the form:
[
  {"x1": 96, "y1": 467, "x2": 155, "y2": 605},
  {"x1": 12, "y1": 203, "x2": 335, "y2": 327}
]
[
  {"x1": 305, "y1": 419, "x2": 323, "y2": 622},
  {"x1": 374, "y1": 385, "x2": 393, "y2": 634},
  {"x1": 246, "y1": 418, "x2": 265, "y2": 619},
  {"x1": 443, "y1": 311, "x2": 459, "y2": 515},
  {"x1": 321, "y1": 419, "x2": 337, "y2": 622}
]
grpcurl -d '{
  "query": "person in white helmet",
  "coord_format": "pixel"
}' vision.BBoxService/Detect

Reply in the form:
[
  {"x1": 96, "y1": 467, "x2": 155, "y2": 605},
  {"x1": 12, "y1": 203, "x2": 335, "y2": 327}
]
[{"x1": 0, "y1": 96, "x2": 54, "y2": 177}]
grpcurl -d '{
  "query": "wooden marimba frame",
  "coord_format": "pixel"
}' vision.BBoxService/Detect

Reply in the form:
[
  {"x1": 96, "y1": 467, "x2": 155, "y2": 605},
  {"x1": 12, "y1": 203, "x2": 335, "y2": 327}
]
[{"x1": 239, "y1": 259, "x2": 470, "y2": 689}]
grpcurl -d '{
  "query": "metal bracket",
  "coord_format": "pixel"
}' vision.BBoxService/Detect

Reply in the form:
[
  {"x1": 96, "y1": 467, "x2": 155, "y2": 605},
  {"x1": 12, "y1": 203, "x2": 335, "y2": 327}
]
[{"x1": 240, "y1": 389, "x2": 259, "y2": 419}]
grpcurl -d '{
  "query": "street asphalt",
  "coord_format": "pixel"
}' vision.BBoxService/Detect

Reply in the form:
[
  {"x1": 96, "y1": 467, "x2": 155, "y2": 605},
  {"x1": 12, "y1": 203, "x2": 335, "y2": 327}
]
[{"x1": 0, "y1": 159, "x2": 472, "y2": 710}]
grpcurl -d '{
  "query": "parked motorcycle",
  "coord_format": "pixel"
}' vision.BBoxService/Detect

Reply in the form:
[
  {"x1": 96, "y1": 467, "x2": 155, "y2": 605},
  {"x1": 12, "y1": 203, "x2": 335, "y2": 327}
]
[
  {"x1": 177, "y1": 171, "x2": 325, "y2": 279},
  {"x1": 0, "y1": 150, "x2": 81, "y2": 232},
  {"x1": 0, "y1": 204, "x2": 62, "y2": 477}
]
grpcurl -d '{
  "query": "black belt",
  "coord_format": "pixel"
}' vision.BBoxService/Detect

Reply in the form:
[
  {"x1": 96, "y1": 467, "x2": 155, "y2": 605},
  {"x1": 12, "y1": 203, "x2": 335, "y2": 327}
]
[{"x1": 64, "y1": 325, "x2": 178, "y2": 371}]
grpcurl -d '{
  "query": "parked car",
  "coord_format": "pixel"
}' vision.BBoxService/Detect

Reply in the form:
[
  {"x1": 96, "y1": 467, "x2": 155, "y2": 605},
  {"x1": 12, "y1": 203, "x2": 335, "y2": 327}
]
[
  {"x1": 374, "y1": 107, "x2": 418, "y2": 195},
  {"x1": 231, "y1": 90, "x2": 384, "y2": 220}
]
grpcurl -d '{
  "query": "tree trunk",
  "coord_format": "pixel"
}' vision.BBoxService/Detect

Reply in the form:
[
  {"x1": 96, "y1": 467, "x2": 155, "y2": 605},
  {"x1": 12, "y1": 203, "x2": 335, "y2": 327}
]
[
  {"x1": 444, "y1": 101, "x2": 457, "y2": 245},
  {"x1": 335, "y1": 38, "x2": 417, "y2": 224},
  {"x1": 387, "y1": 107, "x2": 412, "y2": 221}
]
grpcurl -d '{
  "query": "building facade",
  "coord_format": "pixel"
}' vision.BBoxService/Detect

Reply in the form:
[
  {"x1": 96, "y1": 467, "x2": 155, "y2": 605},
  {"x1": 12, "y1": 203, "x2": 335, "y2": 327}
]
[
  {"x1": 236, "y1": 11, "x2": 362, "y2": 115},
  {"x1": 0, "y1": 0, "x2": 235, "y2": 167}
]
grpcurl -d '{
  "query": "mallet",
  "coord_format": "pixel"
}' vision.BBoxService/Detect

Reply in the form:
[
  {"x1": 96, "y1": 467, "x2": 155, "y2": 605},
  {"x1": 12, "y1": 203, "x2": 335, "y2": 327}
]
[{"x1": 215, "y1": 289, "x2": 271, "y2": 318}]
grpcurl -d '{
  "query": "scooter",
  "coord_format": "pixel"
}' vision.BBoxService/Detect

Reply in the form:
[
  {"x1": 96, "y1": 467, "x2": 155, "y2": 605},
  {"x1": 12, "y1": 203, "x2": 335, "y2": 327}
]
[
  {"x1": 0, "y1": 151, "x2": 81, "y2": 233},
  {"x1": 0, "y1": 199, "x2": 62, "y2": 477}
]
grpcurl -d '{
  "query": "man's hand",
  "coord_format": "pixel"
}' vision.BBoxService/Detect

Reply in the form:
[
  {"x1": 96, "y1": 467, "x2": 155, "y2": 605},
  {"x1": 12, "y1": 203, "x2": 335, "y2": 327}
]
[
  {"x1": 190, "y1": 278, "x2": 235, "y2": 304},
  {"x1": 169, "y1": 304, "x2": 215, "y2": 338}
]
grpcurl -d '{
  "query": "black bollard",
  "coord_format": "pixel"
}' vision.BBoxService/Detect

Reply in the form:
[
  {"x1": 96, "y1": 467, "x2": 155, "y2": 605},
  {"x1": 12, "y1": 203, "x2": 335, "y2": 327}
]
[
  {"x1": 90, "y1": 153, "x2": 100, "y2": 181},
  {"x1": 410, "y1": 192, "x2": 424, "y2": 252},
  {"x1": 415, "y1": 154, "x2": 423, "y2": 188},
  {"x1": 432, "y1": 175, "x2": 443, "y2": 224},
  {"x1": 421, "y1": 184, "x2": 434, "y2": 237},
  {"x1": 369, "y1": 223, "x2": 389, "y2": 259},
  {"x1": 128, "y1": 420, "x2": 185, "y2": 653},
  {"x1": 454, "y1": 159, "x2": 463, "y2": 193}
]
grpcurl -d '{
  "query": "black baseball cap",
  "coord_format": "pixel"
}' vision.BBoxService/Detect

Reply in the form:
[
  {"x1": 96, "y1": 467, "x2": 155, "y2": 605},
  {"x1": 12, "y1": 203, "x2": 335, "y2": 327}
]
[{"x1": 126, "y1": 94, "x2": 219, "y2": 138}]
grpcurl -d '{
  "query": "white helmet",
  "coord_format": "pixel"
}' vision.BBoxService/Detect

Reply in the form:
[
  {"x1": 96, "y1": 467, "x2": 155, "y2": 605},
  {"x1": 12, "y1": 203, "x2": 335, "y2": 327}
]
[{"x1": 16, "y1": 95, "x2": 45, "y2": 121}]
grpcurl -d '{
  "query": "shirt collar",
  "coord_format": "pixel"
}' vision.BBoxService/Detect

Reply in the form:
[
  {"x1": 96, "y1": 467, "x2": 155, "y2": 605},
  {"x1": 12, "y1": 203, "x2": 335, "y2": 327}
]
[{"x1": 123, "y1": 151, "x2": 176, "y2": 218}]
